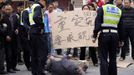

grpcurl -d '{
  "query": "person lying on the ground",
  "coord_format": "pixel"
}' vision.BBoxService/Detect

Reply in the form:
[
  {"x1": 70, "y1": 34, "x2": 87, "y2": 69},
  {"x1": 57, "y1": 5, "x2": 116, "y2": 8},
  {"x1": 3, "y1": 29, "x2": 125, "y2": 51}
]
[{"x1": 46, "y1": 55, "x2": 86, "y2": 75}]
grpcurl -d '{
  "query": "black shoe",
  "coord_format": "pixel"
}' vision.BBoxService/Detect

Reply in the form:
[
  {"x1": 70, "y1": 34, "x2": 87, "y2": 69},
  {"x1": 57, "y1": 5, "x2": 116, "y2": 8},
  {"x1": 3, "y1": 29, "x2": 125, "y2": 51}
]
[
  {"x1": 27, "y1": 67, "x2": 31, "y2": 71},
  {"x1": 12, "y1": 68, "x2": 20, "y2": 71},
  {"x1": 41, "y1": 72, "x2": 46, "y2": 75},
  {"x1": 0, "y1": 71, "x2": 8, "y2": 74},
  {"x1": 7, "y1": 69, "x2": 16, "y2": 73}
]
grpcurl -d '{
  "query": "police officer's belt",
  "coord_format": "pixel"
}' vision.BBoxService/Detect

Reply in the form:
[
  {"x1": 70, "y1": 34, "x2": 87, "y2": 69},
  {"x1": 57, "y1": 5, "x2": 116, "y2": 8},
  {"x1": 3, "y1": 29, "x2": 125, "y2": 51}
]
[{"x1": 101, "y1": 29, "x2": 117, "y2": 33}]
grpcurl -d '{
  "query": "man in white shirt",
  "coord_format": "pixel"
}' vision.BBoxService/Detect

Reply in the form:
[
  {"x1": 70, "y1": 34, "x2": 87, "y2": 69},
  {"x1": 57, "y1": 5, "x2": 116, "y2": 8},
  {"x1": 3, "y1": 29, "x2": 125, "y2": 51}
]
[{"x1": 53, "y1": 0, "x2": 62, "y2": 12}]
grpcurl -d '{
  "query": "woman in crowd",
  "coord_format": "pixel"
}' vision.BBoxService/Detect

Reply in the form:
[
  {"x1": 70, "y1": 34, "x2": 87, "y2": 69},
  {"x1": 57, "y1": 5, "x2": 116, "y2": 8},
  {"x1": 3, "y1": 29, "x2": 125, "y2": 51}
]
[{"x1": 80, "y1": 4, "x2": 98, "y2": 67}]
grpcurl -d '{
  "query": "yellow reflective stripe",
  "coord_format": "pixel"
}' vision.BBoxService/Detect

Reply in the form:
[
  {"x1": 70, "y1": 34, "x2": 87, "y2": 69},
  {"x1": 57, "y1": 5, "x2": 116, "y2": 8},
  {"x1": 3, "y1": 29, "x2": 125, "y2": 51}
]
[
  {"x1": 104, "y1": 16, "x2": 120, "y2": 21},
  {"x1": 104, "y1": 17, "x2": 119, "y2": 24}
]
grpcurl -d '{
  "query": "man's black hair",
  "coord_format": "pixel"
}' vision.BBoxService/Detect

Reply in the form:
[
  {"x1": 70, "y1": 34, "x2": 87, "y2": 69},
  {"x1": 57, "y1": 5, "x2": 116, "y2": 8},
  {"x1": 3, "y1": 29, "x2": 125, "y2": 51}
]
[
  {"x1": 0, "y1": 2, "x2": 6, "y2": 9},
  {"x1": 1, "y1": 3, "x2": 11, "y2": 9},
  {"x1": 109, "y1": 0, "x2": 114, "y2": 3},
  {"x1": 107, "y1": 0, "x2": 114, "y2": 4}
]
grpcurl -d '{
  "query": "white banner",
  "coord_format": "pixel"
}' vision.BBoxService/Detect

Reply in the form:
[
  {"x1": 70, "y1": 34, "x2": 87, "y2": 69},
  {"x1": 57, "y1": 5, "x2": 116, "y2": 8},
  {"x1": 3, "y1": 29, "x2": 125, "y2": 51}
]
[{"x1": 51, "y1": 10, "x2": 98, "y2": 49}]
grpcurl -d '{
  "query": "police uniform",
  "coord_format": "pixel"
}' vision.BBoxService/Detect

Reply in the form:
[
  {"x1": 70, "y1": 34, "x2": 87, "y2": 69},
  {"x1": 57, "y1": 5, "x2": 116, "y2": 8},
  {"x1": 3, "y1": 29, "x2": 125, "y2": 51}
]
[
  {"x1": 93, "y1": 1, "x2": 123, "y2": 75},
  {"x1": 29, "y1": 3, "x2": 47, "y2": 75},
  {"x1": 20, "y1": 7, "x2": 31, "y2": 70}
]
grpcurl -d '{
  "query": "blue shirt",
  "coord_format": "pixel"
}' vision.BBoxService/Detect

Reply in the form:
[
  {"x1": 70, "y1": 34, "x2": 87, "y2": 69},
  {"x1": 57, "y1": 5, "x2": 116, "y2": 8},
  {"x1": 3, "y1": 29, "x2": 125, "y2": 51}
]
[{"x1": 44, "y1": 13, "x2": 50, "y2": 33}]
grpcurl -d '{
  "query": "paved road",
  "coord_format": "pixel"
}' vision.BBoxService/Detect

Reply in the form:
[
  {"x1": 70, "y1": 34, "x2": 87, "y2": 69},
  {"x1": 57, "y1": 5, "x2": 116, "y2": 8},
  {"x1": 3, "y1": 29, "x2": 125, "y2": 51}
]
[{"x1": 8, "y1": 57, "x2": 134, "y2": 75}]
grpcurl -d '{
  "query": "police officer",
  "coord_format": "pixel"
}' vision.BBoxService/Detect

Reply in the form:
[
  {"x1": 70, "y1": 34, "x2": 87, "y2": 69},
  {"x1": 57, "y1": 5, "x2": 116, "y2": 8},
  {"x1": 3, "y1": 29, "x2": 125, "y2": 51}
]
[
  {"x1": 19, "y1": 2, "x2": 34, "y2": 71},
  {"x1": 120, "y1": 0, "x2": 134, "y2": 61},
  {"x1": 29, "y1": 0, "x2": 47, "y2": 75},
  {"x1": 92, "y1": 0, "x2": 124, "y2": 75}
]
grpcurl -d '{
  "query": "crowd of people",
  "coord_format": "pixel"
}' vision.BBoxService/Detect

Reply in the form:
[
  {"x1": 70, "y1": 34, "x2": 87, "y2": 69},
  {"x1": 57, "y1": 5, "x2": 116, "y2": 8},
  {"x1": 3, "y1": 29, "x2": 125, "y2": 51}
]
[{"x1": 0, "y1": 0, "x2": 134, "y2": 75}]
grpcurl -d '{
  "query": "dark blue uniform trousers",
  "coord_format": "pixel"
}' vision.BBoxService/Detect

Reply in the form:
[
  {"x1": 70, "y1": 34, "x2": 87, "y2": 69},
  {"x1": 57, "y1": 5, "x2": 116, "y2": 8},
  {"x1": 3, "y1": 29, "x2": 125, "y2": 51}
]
[
  {"x1": 30, "y1": 33, "x2": 48, "y2": 75},
  {"x1": 98, "y1": 33, "x2": 119, "y2": 75}
]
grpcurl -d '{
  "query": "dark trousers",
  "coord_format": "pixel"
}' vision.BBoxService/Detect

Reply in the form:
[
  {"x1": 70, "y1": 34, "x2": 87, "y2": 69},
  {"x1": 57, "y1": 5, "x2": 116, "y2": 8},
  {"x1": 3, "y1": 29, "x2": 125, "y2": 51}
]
[
  {"x1": 89, "y1": 47, "x2": 98, "y2": 65},
  {"x1": 44, "y1": 33, "x2": 51, "y2": 54},
  {"x1": 30, "y1": 34, "x2": 47, "y2": 75},
  {"x1": 5, "y1": 35, "x2": 18, "y2": 70},
  {"x1": 73, "y1": 48, "x2": 78, "y2": 57},
  {"x1": 20, "y1": 31, "x2": 31, "y2": 69},
  {"x1": 80, "y1": 47, "x2": 86, "y2": 60},
  {"x1": 121, "y1": 38, "x2": 129, "y2": 59},
  {"x1": 0, "y1": 48, "x2": 5, "y2": 72},
  {"x1": 121, "y1": 28, "x2": 134, "y2": 59},
  {"x1": 56, "y1": 49, "x2": 62, "y2": 55},
  {"x1": 0, "y1": 37, "x2": 5, "y2": 72},
  {"x1": 98, "y1": 33, "x2": 118, "y2": 75},
  {"x1": 17, "y1": 37, "x2": 23, "y2": 63},
  {"x1": 66, "y1": 48, "x2": 78, "y2": 57},
  {"x1": 80, "y1": 47, "x2": 98, "y2": 65}
]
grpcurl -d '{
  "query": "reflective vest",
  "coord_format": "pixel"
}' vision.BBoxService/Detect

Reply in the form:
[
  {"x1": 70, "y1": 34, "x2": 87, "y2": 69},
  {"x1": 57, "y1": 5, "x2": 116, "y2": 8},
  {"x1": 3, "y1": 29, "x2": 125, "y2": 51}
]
[
  {"x1": 29, "y1": 4, "x2": 41, "y2": 25},
  {"x1": 102, "y1": 4, "x2": 122, "y2": 28},
  {"x1": 20, "y1": 8, "x2": 31, "y2": 26}
]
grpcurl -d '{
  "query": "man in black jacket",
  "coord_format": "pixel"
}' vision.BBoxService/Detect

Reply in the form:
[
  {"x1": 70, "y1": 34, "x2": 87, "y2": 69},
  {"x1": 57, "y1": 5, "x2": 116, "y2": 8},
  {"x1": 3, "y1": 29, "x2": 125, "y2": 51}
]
[
  {"x1": 120, "y1": 0, "x2": 134, "y2": 61},
  {"x1": 2, "y1": 4, "x2": 20, "y2": 73}
]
